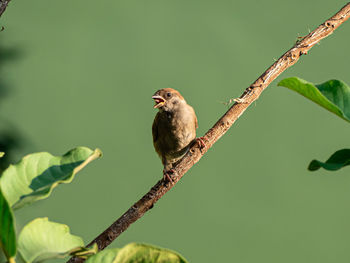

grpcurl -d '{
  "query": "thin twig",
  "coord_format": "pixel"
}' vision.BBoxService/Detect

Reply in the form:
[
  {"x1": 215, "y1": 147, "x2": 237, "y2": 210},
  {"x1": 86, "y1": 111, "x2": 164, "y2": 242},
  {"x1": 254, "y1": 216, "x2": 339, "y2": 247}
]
[
  {"x1": 68, "y1": 3, "x2": 350, "y2": 262},
  {"x1": 0, "y1": 0, "x2": 11, "y2": 18}
]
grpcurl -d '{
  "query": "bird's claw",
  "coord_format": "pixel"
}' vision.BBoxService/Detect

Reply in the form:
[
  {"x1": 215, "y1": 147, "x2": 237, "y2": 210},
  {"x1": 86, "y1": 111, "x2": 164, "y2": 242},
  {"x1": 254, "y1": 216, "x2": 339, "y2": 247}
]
[
  {"x1": 196, "y1": 137, "x2": 206, "y2": 153},
  {"x1": 163, "y1": 169, "x2": 175, "y2": 184}
]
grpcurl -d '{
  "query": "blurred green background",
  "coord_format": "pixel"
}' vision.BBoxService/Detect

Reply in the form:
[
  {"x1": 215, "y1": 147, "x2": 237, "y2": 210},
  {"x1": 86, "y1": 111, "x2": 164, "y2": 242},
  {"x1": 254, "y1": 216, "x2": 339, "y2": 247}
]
[{"x1": 1, "y1": 0, "x2": 350, "y2": 262}]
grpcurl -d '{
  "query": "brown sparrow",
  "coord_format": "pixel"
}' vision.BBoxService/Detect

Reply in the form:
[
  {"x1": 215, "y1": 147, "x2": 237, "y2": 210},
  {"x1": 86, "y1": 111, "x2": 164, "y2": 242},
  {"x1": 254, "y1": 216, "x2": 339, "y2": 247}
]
[{"x1": 152, "y1": 88, "x2": 199, "y2": 181}]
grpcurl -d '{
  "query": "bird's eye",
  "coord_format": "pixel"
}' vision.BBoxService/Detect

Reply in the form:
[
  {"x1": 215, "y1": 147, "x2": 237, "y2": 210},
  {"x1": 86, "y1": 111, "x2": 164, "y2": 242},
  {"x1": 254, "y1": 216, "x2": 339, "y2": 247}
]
[{"x1": 166, "y1": 92, "x2": 172, "y2": 98}]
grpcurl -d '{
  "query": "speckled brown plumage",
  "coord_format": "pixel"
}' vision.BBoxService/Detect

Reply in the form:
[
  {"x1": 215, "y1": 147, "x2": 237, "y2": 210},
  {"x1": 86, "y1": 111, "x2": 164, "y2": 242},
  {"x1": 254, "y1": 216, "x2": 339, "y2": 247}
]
[{"x1": 152, "y1": 88, "x2": 198, "y2": 172}]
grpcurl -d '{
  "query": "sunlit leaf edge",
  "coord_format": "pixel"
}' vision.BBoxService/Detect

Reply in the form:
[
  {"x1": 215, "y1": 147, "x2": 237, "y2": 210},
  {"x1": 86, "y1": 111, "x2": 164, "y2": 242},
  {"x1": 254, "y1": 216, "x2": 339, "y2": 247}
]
[
  {"x1": 278, "y1": 77, "x2": 350, "y2": 122},
  {"x1": 0, "y1": 147, "x2": 102, "y2": 209},
  {"x1": 86, "y1": 243, "x2": 188, "y2": 263},
  {"x1": 18, "y1": 217, "x2": 86, "y2": 263},
  {"x1": 14, "y1": 148, "x2": 102, "y2": 209}
]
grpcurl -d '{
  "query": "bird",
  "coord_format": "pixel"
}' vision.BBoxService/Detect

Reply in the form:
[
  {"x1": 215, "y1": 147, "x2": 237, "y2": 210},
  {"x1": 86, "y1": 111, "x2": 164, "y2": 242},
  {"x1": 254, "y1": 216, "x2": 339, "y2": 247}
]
[{"x1": 152, "y1": 88, "x2": 201, "y2": 182}]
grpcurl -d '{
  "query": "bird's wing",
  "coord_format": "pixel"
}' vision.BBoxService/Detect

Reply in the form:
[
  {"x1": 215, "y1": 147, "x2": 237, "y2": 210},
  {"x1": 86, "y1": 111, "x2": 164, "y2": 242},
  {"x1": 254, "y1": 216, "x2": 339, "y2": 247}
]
[{"x1": 152, "y1": 113, "x2": 159, "y2": 143}]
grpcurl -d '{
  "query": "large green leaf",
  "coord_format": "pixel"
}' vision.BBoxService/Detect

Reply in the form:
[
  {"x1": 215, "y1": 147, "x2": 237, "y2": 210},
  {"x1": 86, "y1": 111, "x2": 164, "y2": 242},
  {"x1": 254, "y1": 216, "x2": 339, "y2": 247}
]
[
  {"x1": 0, "y1": 147, "x2": 102, "y2": 209},
  {"x1": 278, "y1": 77, "x2": 350, "y2": 122},
  {"x1": 86, "y1": 243, "x2": 188, "y2": 263},
  {"x1": 308, "y1": 149, "x2": 350, "y2": 171},
  {"x1": 0, "y1": 186, "x2": 16, "y2": 262},
  {"x1": 18, "y1": 217, "x2": 88, "y2": 263}
]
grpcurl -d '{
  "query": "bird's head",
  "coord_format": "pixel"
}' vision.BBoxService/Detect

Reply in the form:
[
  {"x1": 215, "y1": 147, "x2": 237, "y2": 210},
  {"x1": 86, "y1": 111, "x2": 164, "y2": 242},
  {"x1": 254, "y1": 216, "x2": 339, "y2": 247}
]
[{"x1": 152, "y1": 88, "x2": 185, "y2": 112}]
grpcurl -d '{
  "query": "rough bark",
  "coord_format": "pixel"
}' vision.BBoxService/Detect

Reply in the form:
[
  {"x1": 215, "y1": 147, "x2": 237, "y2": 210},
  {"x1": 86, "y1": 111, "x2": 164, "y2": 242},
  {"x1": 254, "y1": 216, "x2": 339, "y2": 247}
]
[{"x1": 0, "y1": 0, "x2": 11, "y2": 18}]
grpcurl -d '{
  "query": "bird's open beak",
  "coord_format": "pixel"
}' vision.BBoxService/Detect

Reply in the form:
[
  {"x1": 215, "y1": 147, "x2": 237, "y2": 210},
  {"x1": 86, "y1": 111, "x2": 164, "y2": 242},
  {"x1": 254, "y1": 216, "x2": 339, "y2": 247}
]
[{"x1": 152, "y1": 95, "x2": 166, "y2": 108}]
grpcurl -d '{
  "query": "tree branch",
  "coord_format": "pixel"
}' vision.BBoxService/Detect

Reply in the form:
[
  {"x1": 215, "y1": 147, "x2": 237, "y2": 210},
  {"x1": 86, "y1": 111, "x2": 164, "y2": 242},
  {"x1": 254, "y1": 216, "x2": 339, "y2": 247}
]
[
  {"x1": 68, "y1": 2, "x2": 350, "y2": 262},
  {"x1": 0, "y1": 0, "x2": 11, "y2": 18}
]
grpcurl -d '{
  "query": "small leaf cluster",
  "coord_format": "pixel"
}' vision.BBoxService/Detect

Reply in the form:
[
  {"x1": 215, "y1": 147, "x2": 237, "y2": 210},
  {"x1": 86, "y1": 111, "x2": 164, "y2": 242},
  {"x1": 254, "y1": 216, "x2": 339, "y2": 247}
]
[
  {"x1": 0, "y1": 147, "x2": 187, "y2": 263},
  {"x1": 278, "y1": 77, "x2": 350, "y2": 171}
]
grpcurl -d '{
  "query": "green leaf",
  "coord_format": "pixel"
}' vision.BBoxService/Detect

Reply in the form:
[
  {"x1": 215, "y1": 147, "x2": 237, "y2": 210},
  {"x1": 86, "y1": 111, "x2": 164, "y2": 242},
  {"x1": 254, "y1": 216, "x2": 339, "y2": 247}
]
[
  {"x1": 86, "y1": 243, "x2": 188, "y2": 263},
  {"x1": 18, "y1": 217, "x2": 86, "y2": 263},
  {"x1": 0, "y1": 147, "x2": 102, "y2": 209},
  {"x1": 0, "y1": 186, "x2": 16, "y2": 262},
  {"x1": 278, "y1": 77, "x2": 350, "y2": 122},
  {"x1": 308, "y1": 149, "x2": 350, "y2": 171},
  {"x1": 0, "y1": 152, "x2": 4, "y2": 158}
]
